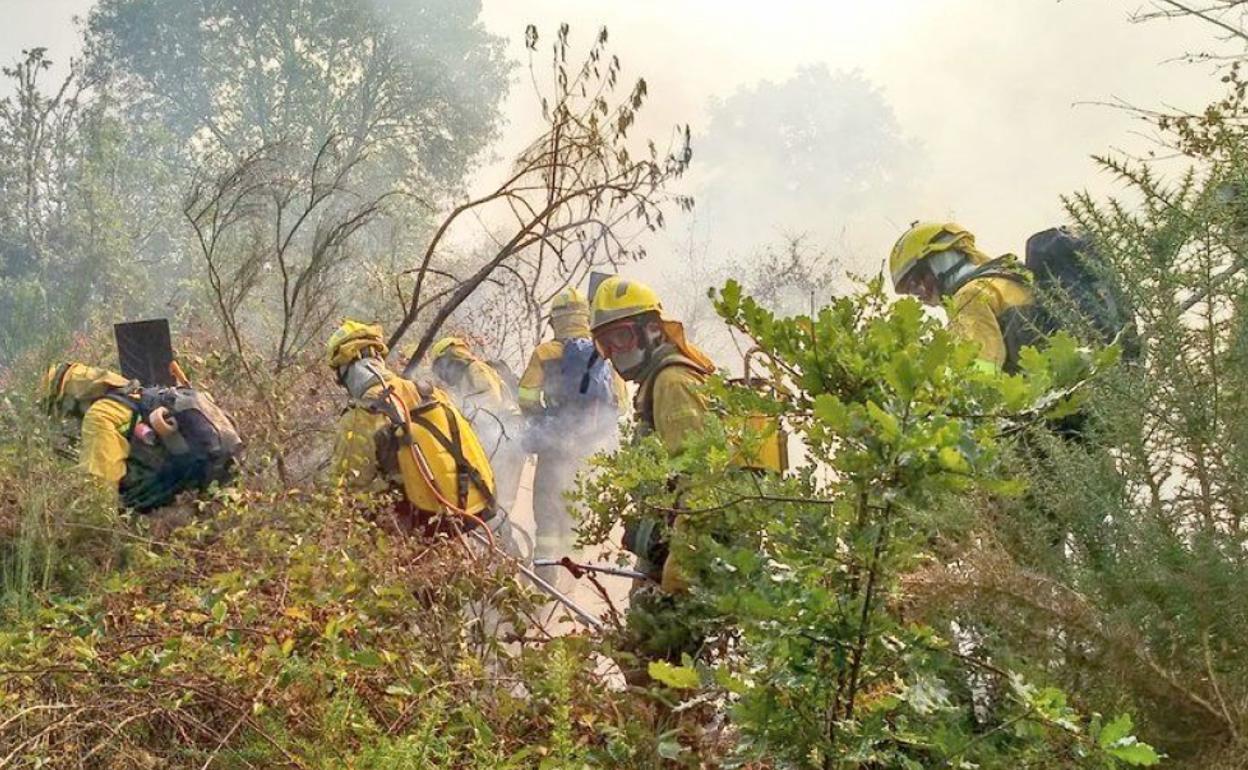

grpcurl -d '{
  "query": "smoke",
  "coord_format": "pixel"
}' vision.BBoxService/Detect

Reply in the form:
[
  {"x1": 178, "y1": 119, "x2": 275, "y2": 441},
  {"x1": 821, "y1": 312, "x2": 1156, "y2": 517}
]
[
  {"x1": 2, "y1": 0, "x2": 1228, "y2": 363},
  {"x1": 477, "y1": 0, "x2": 1222, "y2": 310}
]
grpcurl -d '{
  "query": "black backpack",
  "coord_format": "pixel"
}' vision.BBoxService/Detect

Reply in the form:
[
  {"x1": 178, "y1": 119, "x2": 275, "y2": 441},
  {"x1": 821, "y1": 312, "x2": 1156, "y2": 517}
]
[
  {"x1": 107, "y1": 386, "x2": 243, "y2": 512},
  {"x1": 1023, "y1": 228, "x2": 1137, "y2": 356}
]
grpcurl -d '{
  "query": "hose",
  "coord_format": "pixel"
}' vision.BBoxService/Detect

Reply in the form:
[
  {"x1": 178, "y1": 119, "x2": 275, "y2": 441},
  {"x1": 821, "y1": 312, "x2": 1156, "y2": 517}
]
[{"x1": 534, "y1": 557, "x2": 652, "y2": 582}]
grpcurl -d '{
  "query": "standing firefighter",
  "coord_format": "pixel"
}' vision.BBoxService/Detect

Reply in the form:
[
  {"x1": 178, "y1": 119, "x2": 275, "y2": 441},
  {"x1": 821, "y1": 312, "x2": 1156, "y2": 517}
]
[
  {"x1": 890, "y1": 222, "x2": 1037, "y2": 373},
  {"x1": 590, "y1": 277, "x2": 716, "y2": 459},
  {"x1": 519, "y1": 287, "x2": 627, "y2": 580},
  {"x1": 427, "y1": 336, "x2": 525, "y2": 517},
  {"x1": 891, "y1": 222, "x2": 1136, "y2": 567},
  {"x1": 589, "y1": 276, "x2": 719, "y2": 680},
  {"x1": 327, "y1": 321, "x2": 508, "y2": 540},
  {"x1": 888, "y1": 222, "x2": 1133, "y2": 374},
  {"x1": 40, "y1": 362, "x2": 241, "y2": 512}
]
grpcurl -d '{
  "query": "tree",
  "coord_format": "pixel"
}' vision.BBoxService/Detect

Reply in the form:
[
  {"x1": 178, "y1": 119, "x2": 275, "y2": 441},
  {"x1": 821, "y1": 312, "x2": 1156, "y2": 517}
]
[
  {"x1": 576, "y1": 279, "x2": 1153, "y2": 767},
  {"x1": 693, "y1": 65, "x2": 919, "y2": 261},
  {"x1": 84, "y1": 0, "x2": 509, "y2": 189},
  {"x1": 184, "y1": 135, "x2": 400, "y2": 373},
  {"x1": 0, "y1": 48, "x2": 183, "y2": 364},
  {"x1": 0, "y1": 48, "x2": 80, "y2": 280},
  {"x1": 906, "y1": 12, "x2": 1248, "y2": 764},
  {"x1": 388, "y1": 25, "x2": 693, "y2": 369}
]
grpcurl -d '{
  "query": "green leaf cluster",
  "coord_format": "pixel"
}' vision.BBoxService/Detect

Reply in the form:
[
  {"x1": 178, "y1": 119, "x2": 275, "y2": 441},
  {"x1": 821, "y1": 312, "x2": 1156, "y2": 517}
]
[{"x1": 578, "y1": 278, "x2": 1155, "y2": 767}]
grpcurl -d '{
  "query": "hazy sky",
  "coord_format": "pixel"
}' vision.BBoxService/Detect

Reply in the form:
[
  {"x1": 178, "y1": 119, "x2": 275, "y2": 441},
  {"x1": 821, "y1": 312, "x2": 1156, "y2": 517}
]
[
  {"x1": 479, "y1": 1, "x2": 1226, "y2": 272},
  {"x1": 0, "y1": 0, "x2": 1228, "y2": 274}
]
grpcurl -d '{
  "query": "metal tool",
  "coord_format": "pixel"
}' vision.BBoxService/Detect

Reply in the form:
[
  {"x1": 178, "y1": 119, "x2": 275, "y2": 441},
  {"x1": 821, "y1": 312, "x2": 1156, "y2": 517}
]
[
  {"x1": 468, "y1": 531, "x2": 605, "y2": 631},
  {"x1": 534, "y1": 557, "x2": 651, "y2": 582}
]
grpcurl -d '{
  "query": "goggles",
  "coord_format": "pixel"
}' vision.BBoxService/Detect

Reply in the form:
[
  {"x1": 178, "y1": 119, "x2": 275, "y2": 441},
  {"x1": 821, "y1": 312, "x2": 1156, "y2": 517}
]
[{"x1": 593, "y1": 321, "x2": 641, "y2": 356}]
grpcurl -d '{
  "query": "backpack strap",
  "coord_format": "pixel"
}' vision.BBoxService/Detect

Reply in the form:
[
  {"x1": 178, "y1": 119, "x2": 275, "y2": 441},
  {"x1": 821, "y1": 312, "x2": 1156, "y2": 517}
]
[
  {"x1": 102, "y1": 389, "x2": 142, "y2": 411},
  {"x1": 358, "y1": 379, "x2": 496, "y2": 513},
  {"x1": 101, "y1": 390, "x2": 143, "y2": 438},
  {"x1": 577, "y1": 347, "x2": 601, "y2": 398},
  {"x1": 944, "y1": 258, "x2": 1048, "y2": 375},
  {"x1": 947, "y1": 255, "x2": 1030, "y2": 296}
]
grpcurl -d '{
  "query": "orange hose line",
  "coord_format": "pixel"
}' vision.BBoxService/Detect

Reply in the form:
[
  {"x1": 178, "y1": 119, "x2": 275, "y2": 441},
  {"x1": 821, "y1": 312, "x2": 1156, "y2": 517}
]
[{"x1": 169, "y1": 360, "x2": 191, "y2": 387}]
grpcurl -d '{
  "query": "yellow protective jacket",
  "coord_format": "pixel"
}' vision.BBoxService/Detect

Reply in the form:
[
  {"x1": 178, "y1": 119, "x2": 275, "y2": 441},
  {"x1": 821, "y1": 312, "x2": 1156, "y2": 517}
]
[
  {"x1": 518, "y1": 338, "x2": 629, "y2": 416},
  {"x1": 637, "y1": 354, "x2": 710, "y2": 594},
  {"x1": 43, "y1": 363, "x2": 136, "y2": 487},
  {"x1": 466, "y1": 359, "x2": 516, "y2": 417},
  {"x1": 436, "y1": 348, "x2": 518, "y2": 423},
  {"x1": 635, "y1": 352, "x2": 711, "y2": 457},
  {"x1": 948, "y1": 274, "x2": 1035, "y2": 372},
  {"x1": 330, "y1": 368, "x2": 496, "y2": 517},
  {"x1": 633, "y1": 352, "x2": 712, "y2": 594}
]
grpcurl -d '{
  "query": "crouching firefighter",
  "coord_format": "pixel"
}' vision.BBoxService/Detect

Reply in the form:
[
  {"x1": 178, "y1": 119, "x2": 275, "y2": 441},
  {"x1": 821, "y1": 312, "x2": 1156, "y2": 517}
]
[
  {"x1": 40, "y1": 362, "x2": 242, "y2": 512},
  {"x1": 326, "y1": 321, "x2": 513, "y2": 544},
  {"x1": 890, "y1": 222, "x2": 1137, "y2": 444},
  {"x1": 889, "y1": 221, "x2": 1135, "y2": 375},
  {"x1": 427, "y1": 336, "x2": 526, "y2": 517}
]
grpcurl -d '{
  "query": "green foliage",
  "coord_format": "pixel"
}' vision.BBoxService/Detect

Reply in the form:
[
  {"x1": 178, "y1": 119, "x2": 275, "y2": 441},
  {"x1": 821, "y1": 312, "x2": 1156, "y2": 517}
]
[
  {"x1": 0, "y1": 2, "x2": 514, "y2": 367},
  {"x1": 647, "y1": 659, "x2": 700, "y2": 690},
  {"x1": 0, "y1": 334, "x2": 661, "y2": 767},
  {"x1": 919, "y1": 61, "x2": 1248, "y2": 767},
  {"x1": 0, "y1": 49, "x2": 182, "y2": 365},
  {"x1": 86, "y1": 0, "x2": 509, "y2": 184},
  {"x1": 0, "y1": 365, "x2": 126, "y2": 615},
  {"x1": 0, "y1": 478, "x2": 677, "y2": 767},
  {"x1": 579, "y1": 278, "x2": 1152, "y2": 768}
]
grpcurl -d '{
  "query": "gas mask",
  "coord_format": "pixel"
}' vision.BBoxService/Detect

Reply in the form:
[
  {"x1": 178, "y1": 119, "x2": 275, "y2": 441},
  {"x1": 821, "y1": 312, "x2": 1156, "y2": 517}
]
[{"x1": 338, "y1": 357, "x2": 386, "y2": 400}]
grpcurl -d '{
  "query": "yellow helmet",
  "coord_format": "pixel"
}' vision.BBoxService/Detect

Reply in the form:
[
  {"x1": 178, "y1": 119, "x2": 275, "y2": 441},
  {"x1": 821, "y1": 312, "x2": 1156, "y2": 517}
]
[
  {"x1": 38, "y1": 362, "x2": 131, "y2": 417},
  {"x1": 551, "y1": 286, "x2": 589, "y2": 315},
  {"x1": 429, "y1": 336, "x2": 468, "y2": 361},
  {"x1": 590, "y1": 276, "x2": 663, "y2": 331},
  {"x1": 326, "y1": 320, "x2": 388, "y2": 369},
  {"x1": 550, "y1": 287, "x2": 591, "y2": 338},
  {"x1": 889, "y1": 221, "x2": 975, "y2": 289}
]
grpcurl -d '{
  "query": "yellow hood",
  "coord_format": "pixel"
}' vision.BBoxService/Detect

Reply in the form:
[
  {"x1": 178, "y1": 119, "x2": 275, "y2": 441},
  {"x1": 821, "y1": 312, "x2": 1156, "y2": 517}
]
[
  {"x1": 327, "y1": 320, "x2": 388, "y2": 369},
  {"x1": 660, "y1": 318, "x2": 715, "y2": 374},
  {"x1": 551, "y1": 310, "x2": 591, "y2": 340},
  {"x1": 434, "y1": 338, "x2": 476, "y2": 365}
]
